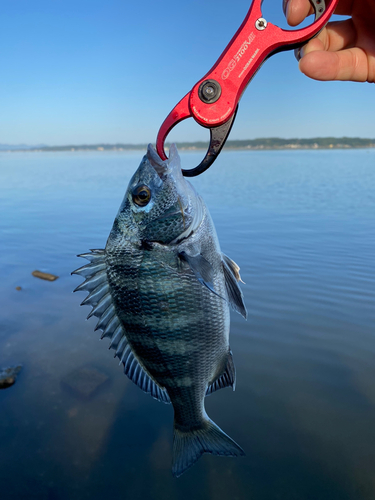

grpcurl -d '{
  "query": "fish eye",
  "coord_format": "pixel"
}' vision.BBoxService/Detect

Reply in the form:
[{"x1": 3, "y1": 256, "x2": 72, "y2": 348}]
[{"x1": 132, "y1": 185, "x2": 151, "y2": 207}]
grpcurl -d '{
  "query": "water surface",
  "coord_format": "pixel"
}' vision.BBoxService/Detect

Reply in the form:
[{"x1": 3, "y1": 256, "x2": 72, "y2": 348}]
[{"x1": 0, "y1": 149, "x2": 374, "y2": 500}]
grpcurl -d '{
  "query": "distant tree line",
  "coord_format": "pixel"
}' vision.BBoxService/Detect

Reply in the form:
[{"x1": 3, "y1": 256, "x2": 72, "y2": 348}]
[
  {"x1": 223, "y1": 137, "x2": 375, "y2": 148},
  {"x1": 13, "y1": 137, "x2": 375, "y2": 152}
]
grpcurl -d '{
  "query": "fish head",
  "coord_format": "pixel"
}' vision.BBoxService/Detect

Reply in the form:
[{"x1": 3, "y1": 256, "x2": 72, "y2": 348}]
[{"x1": 114, "y1": 144, "x2": 202, "y2": 245}]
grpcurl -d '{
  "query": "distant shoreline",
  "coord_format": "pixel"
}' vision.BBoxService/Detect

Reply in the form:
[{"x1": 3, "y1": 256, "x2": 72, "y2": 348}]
[{"x1": 1, "y1": 137, "x2": 375, "y2": 153}]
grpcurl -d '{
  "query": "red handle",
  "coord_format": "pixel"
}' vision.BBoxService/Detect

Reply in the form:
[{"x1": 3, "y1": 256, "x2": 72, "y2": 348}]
[
  {"x1": 157, "y1": 0, "x2": 339, "y2": 160},
  {"x1": 189, "y1": 0, "x2": 338, "y2": 127}
]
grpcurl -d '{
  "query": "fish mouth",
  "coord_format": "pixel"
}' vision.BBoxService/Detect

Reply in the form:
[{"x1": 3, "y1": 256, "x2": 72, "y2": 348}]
[
  {"x1": 146, "y1": 143, "x2": 190, "y2": 229},
  {"x1": 146, "y1": 143, "x2": 184, "y2": 180},
  {"x1": 146, "y1": 144, "x2": 170, "y2": 178}
]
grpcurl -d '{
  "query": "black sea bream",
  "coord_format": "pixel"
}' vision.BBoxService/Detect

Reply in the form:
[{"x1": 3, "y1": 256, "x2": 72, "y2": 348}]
[{"x1": 73, "y1": 144, "x2": 247, "y2": 477}]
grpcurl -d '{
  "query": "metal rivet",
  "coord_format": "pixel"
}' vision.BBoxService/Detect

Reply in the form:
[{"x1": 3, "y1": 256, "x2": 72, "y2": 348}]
[
  {"x1": 198, "y1": 79, "x2": 222, "y2": 104},
  {"x1": 255, "y1": 17, "x2": 267, "y2": 30}
]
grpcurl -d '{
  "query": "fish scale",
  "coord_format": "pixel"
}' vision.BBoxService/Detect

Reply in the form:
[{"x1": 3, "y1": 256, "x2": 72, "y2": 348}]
[{"x1": 73, "y1": 144, "x2": 247, "y2": 477}]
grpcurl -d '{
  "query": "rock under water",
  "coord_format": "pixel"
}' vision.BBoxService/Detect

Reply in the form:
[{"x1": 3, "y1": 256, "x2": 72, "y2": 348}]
[{"x1": 0, "y1": 365, "x2": 22, "y2": 389}]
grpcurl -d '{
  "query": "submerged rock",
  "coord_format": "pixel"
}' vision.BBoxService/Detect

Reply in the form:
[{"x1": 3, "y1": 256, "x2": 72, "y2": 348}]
[
  {"x1": 61, "y1": 367, "x2": 109, "y2": 399},
  {"x1": 0, "y1": 365, "x2": 22, "y2": 389},
  {"x1": 32, "y1": 270, "x2": 59, "y2": 281}
]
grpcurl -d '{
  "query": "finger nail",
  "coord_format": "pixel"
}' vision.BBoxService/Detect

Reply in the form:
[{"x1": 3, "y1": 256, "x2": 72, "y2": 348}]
[
  {"x1": 294, "y1": 45, "x2": 305, "y2": 62},
  {"x1": 282, "y1": 0, "x2": 288, "y2": 16}
]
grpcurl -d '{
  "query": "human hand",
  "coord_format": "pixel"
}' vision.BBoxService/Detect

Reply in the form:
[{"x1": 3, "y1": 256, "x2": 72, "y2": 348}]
[{"x1": 283, "y1": 0, "x2": 375, "y2": 82}]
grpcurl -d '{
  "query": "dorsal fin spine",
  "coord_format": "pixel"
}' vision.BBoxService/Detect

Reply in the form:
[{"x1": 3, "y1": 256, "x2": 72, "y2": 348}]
[
  {"x1": 87, "y1": 293, "x2": 112, "y2": 319},
  {"x1": 115, "y1": 336, "x2": 127, "y2": 357},
  {"x1": 119, "y1": 345, "x2": 131, "y2": 365},
  {"x1": 95, "y1": 304, "x2": 115, "y2": 331},
  {"x1": 101, "y1": 316, "x2": 120, "y2": 340},
  {"x1": 108, "y1": 325, "x2": 123, "y2": 349},
  {"x1": 80, "y1": 282, "x2": 109, "y2": 306}
]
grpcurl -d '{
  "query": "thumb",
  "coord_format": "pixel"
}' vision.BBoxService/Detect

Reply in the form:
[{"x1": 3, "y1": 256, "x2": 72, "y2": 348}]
[{"x1": 299, "y1": 42, "x2": 369, "y2": 82}]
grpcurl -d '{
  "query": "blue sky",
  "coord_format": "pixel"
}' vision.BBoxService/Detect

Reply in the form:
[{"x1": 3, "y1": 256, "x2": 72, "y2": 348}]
[{"x1": 0, "y1": 0, "x2": 373, "y2": 145}]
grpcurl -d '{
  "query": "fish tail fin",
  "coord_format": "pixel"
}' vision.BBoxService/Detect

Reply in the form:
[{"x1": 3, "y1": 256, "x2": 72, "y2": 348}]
[{"x1": 172, "y1": 417, "x2": 245, "y2": 478}]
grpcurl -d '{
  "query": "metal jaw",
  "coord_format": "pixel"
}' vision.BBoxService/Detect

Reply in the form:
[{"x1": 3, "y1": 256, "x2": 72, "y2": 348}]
[
  {"x1": 311, "y1": 0, "x2": 326, "y2": 20},
  {"x1": 182, "y1": 107, "x2": 238, "y2": 177},
  {"x1": 295, "y1": 0, "x2": 326, "y2": 60}
]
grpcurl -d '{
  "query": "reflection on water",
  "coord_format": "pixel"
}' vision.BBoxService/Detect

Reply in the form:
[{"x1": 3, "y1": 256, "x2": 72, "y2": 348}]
[{"x1": 0, "y1": 149, "x2": 374, "y2": 499}]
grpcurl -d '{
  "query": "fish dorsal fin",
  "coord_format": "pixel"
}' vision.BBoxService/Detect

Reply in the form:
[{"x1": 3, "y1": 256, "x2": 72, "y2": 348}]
[
  {"x1": 72, "y1": 250, "x2": 170, "y2": 404},
  {"x1": 116, "y1": 339, "x2": 171, "y2": 404},
  {"x1": 206, "y1": 350, "x2": 236, "y2": 395},
  {"x1": 221, "y1": 254, "x2": 247, "y2": 319}
]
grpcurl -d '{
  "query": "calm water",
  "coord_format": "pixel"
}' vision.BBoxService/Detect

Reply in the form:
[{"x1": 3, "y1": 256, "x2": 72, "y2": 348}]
[{"x1": 0, "y1": 149, "x2": 374, "y2": 500}]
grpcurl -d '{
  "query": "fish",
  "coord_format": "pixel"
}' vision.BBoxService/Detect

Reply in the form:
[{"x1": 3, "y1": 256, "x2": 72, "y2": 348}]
[{"x1": 72, "y1": 144, "x2": 247, "y2": 477}]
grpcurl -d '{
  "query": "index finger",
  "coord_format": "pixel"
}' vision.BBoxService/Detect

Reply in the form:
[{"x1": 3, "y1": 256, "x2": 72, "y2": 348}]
[
  {"x1": 284, "y1": 0, "x2": 313, "y2": 27},
  {"x1": 285, "y1": 0, "x2": 354, "y2": 26}
]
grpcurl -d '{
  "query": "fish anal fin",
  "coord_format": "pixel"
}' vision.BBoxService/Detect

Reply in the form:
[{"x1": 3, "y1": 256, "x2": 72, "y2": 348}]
[{"x1": 206, "y1": 350, "x2": 236, "y2": 396}]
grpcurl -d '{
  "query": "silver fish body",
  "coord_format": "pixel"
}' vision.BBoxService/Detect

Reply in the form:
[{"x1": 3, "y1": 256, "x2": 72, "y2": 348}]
[{"x1": 73, "y1": 144, "x2": 247, "y2": 477}]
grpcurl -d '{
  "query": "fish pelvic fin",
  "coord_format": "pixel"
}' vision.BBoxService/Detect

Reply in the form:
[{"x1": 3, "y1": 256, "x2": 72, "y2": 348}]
[
  {"x1": 221, "y1": 253, "x2": 247, "y2": 319},
  {"x1": 172, "y1": 418, "x2": 245, "y2": 478}
]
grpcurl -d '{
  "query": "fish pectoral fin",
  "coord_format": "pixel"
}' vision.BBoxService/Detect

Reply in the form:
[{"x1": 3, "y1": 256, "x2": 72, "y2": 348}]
[
  {"x1": 178, "y1": 251, "x2": 224, "y2": 299},
  {"x1": 206, "y1": 350, "x2": 236, "y2": 395},
  {"x1": 222, "y1": 254, "x2": 247, "y2": 319}
]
